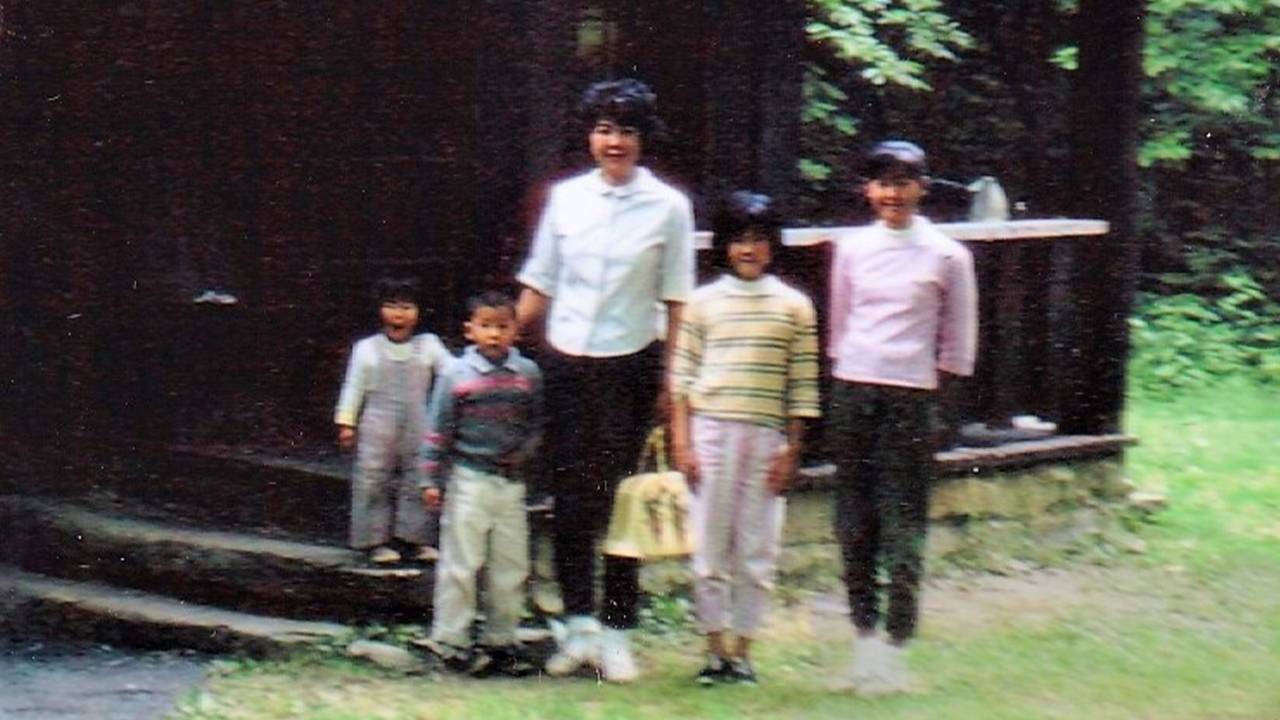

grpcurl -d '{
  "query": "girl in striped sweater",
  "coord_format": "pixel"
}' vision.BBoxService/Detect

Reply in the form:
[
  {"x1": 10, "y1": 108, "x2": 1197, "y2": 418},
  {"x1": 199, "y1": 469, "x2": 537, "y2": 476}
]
[{"x1": 669, "y1": 191, "x2": 821, "y2": 685}]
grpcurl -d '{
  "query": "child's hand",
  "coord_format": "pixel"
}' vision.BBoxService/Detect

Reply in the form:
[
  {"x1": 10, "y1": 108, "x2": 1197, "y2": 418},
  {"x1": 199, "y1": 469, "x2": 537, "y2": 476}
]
[
  {"x1": 498, "y1": 447, "x2": 529, "y2": 469},
  {"x1": 765, "y1": 444, "x2": 799, "y2": 496},
  {"x1": 653, "y1": 386, "x2": 672, "y2": 423},
  {"x1": 422, "y1": 487, "x2": 442, "y2": 510},
  {"x1": 673, "y1": 440, "x2": 699, "y2": 489},
  {"x1": 337, "y1": 425, "x2": 356, "y2": 450}
]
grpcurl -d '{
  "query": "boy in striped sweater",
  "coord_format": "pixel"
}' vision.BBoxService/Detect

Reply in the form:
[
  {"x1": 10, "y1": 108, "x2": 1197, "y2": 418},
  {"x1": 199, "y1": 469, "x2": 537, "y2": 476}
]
[
  {"x1": 670, "y1": 192, "x2": 821, "y2": 685},
  {"x1": 418, "y1": 290, "x2": 545, "y2": 676}
]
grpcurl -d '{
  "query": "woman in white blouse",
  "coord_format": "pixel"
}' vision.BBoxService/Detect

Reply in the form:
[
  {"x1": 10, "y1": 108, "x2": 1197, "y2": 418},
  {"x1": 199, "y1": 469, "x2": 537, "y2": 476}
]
[{"x1": 516, "y1": 78, "x2": 696, "y2": 683}]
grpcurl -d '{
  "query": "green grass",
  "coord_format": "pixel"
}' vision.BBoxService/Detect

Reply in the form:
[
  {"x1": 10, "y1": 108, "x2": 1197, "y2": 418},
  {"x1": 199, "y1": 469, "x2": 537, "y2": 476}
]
[
  {"x1": 1124, "y1": 380, "x2": 1280, "y2": 572},
  {"x1": 174, "y1": 383, "x2": 1280, "y2": 720}
]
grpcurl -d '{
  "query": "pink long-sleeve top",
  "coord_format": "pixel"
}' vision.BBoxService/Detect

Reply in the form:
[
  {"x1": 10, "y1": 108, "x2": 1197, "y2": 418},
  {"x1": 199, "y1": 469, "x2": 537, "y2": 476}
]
[{"x1": 827, "y1": 216, "x2": 978, "y2": 390}]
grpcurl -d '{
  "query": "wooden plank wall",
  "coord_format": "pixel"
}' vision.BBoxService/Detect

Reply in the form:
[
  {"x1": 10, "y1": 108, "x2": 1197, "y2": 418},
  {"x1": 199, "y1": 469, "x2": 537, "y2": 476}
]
[{"x1": 0, "y1": 1, "x2": 806, "y2": 449}]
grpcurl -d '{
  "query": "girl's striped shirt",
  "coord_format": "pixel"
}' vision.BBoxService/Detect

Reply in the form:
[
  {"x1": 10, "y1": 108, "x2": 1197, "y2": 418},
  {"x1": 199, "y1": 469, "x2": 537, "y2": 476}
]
[{"x1": 671, "y1": 274, "x2": 820, "y2": 430}]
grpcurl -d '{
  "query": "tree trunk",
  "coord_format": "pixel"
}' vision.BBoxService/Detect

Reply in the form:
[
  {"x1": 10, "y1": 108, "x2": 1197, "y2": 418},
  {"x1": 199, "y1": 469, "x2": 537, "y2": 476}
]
[{"x1": 1058, "y1": 0, "x2": 1146, "y2": 434}]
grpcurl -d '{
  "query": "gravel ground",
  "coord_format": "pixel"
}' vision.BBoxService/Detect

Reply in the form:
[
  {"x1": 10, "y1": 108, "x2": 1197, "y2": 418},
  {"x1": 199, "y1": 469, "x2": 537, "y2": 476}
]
[{"x1": 0, "y1": 638, "x2": 209, "y2": 720}]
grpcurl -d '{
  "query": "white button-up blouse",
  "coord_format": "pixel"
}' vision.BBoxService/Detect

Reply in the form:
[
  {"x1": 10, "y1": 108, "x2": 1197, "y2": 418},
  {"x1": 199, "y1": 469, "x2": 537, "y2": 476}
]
[{"x1": 517, "y1": 167, "x2": 696, "y2": 357}]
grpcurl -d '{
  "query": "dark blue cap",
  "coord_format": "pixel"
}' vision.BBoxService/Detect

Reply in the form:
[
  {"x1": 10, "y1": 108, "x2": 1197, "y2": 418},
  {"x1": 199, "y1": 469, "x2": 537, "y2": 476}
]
[{"x1": 865, "y1": 140, "x2": 928, "y2": 178}]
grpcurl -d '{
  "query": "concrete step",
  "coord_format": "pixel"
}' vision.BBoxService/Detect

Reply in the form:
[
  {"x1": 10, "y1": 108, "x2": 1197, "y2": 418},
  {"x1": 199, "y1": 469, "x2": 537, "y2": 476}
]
[
  {"x1": 0, "y1": 565, "x2": 351, "y2": 655},
  {"x1": 22, "y1": 438, "x2": 350, "y2": 543},
  {"x1": 1, "y1": 496, "x2": 432, "y2": 623}
]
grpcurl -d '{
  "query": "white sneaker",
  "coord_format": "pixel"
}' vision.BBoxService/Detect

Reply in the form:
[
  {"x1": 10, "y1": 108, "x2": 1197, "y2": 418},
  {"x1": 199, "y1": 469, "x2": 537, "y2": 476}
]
[
  {"x1": 848, "y1": 635, "x2": 912, "y2": 695},
  {"x1": 545, "y1": 616, "x2": 601, "y2": 676},
  {"x1": 599, "y1": 628, "x2": 639, "y2": 683}
]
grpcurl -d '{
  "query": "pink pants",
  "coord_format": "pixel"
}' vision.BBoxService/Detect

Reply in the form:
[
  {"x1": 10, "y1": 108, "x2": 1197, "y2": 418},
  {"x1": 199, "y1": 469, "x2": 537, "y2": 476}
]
[{"x1": 690, "y1": 416, "x2": 787, "y2": 638}]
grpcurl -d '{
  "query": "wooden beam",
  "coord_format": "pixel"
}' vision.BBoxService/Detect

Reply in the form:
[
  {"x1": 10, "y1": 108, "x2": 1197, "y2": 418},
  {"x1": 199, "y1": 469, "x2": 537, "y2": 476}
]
[{"x1": 693, "y1": 219, "x2": 1109, "y2": 250}]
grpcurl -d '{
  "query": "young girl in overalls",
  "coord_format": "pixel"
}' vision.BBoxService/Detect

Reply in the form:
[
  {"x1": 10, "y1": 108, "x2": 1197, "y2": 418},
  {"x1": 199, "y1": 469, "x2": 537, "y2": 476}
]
[{"x1": 335, "y1": 277, "x2": 451, "y2": 564}]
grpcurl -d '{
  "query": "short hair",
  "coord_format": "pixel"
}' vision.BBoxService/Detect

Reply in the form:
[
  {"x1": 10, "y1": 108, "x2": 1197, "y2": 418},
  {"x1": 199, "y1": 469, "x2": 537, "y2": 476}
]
[
  {"x1": 466, "y1": 289, "x2": 516, "y2": 317},
  {"x1": 578, "y1": 78, "x2": 663, "y2": 137},
  {"x1": 864, "y1": 140, "x2": 928, "y2": 180},
  {"x1": 711, "y1": 191, "x2": 783, "y2": 260},
  {"x1": 373, "y1": 276, "x2": 420, "y2": 306}
]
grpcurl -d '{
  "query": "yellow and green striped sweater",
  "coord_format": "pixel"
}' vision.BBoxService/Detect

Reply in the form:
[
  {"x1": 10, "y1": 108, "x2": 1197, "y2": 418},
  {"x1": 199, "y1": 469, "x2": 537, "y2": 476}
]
[{"x1": 671, "y1": 274, "x2": 821, "y2": 430}]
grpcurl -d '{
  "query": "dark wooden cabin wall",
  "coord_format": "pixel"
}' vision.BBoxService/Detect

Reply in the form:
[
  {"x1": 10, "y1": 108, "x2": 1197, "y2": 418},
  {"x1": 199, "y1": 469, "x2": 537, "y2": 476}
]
[
  {"x1": 0, "y1": 1, "x2": 803, "y2": 448},
  {"x1": 0, "y1": 2, "x2": 574, "y2": 444}
]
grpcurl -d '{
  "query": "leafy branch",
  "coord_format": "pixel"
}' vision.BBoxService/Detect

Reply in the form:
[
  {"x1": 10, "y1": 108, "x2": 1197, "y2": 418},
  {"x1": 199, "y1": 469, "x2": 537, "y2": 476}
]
[{"x1": 801, "y1": 0, "x2": 972, "y2": 185}]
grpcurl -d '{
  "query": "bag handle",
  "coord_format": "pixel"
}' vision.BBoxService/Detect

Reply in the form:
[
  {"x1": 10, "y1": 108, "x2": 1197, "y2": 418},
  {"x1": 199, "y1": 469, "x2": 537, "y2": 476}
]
[{"x1": 636, "y1": 426, "x2": 670, "y2": 474}]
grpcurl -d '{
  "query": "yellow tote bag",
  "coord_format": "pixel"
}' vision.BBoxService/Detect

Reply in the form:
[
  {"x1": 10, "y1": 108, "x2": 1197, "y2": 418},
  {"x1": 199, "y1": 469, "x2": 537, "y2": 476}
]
[{"x1": 603, "y1": 428, "x2": 694, "y2": 560}]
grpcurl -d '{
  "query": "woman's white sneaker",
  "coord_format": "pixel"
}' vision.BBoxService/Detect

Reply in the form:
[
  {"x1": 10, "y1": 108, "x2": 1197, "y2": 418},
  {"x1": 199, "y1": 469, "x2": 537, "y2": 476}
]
[
  {"x1": 544, "y1": 616, "x2": 602, "y2": 676},
  {"x1": 599, "y1": 628, "x2": 639, "y2": 683}
]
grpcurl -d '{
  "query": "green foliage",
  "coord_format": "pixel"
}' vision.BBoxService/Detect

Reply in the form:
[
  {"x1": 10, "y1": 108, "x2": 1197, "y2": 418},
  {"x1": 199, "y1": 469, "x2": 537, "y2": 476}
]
[
  {"x1": 1139, "y1": 0, "x2": 1280, "y2": 169},
  {"x1": 806, "y1": 0, "x2": 970, "y2": 90},
  {"x1": 1048, "y1": 45, "x2": 1077, "y2": 71},
  {"x1": 352, "y1": 622, "x2": 425, "y2": 646},
  {"x1": 1137, "y1": 129, "x2": 1194, "y2": 166},
  {"x1": 1128, "y1": 267, "x2": 1280, "y2": 398},
  {"x1": 799, "y1": 0, "x2": 972, "y2": 206},
  {"x1": 1049, "y1": 1, "x2": 1280, "y2": 164},
  {"x1": 803, "y1": 0, "x2": 973, "y2": 105},
  {"x1": 637, "y1": 593, "x2": 694, "y2": 638}
]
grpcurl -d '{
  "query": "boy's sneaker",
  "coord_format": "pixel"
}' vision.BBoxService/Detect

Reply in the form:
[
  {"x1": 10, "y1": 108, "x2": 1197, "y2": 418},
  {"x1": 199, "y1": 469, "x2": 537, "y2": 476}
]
[
  {"x1": 545, "y1": 616, "x2": 602, "y2": 676},
  {"x1": 368, "y1": 546, "x2": 401, "y2": 565},
  {"x1": 414, "y1": 638, "x2": 494, "y2": 677},
  {"x1": 727, "y1": 657, "x2": 758, "y2": 686},
  {"x1": 696, "y1": 654, "x2": 729, "y2": 686},
  {"x1": 599, "y1": 628, "x2": 638, "y2": 683},
  {"x1": 413, "y1": 638, "x2": 478, "y2": 674},
  {"x1": 484, "y1": 645, "x2": 537, "y2": 678}
]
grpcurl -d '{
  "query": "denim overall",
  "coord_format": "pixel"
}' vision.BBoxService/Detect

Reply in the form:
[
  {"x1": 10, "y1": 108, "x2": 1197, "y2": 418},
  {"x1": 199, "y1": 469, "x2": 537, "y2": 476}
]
[{"x1": 350, "y1": 335, "x2": 437, "y2": 549}]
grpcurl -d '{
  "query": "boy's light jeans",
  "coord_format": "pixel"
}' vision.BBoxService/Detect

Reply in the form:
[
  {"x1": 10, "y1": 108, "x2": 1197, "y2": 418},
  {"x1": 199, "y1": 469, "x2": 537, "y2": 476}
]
[{"x1": 429, "y1": 464, "x2": 529, "y2": 648}]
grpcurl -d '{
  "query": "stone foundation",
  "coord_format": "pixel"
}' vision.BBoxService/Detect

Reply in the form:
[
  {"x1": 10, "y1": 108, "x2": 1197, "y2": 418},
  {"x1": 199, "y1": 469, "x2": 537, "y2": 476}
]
[{"x1": 629, "y1": 453, "x2": 1138, "y2": 596}]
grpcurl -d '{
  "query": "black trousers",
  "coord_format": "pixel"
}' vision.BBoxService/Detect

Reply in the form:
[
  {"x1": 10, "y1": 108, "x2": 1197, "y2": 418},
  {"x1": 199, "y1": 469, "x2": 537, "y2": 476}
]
[
  {"x1": 829, "y1": 380, "x2": 935, "y2": 643},
  {"x1": 541, "y1": 344, "x2": 660, "y2": 630}
]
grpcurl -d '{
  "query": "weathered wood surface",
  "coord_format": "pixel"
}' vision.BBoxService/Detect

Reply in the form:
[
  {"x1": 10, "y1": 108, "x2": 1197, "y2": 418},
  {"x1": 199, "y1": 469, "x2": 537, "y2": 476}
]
[{"x1": 0, "y1": 1, "x2": 806, "y2": 450}]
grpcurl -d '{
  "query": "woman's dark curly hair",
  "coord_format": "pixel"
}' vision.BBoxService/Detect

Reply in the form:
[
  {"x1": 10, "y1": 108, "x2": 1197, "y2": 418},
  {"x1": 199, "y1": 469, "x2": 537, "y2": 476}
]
[{"x1": 578, "y1": 78, "x2": 664, "y2": 138}]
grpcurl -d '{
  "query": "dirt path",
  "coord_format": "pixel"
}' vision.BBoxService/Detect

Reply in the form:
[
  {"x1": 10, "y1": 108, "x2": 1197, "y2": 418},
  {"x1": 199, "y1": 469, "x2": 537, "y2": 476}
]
[
  {"x1": 0, "y1": 640, "x2": 208, "y2": 720},
  {"x1": 923, "y1": 566, "x2": 1134, "y2": 633},
  {"x1": 0, "y1": 564, "x2": 1213, "y2": 719},
  {"x1": 804, "y1": 562, "x2": 1197, "y2": 643}
]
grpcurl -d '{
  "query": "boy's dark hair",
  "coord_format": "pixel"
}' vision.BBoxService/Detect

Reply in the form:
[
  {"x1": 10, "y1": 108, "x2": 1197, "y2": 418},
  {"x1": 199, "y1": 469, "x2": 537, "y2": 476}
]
[
  {"x1": 374, "y1": 276, "x2": 420, "y2": 305},
  {"x1": 711, "y1": 191, "x2": 783, "y2": 261},
  {"x1": 578, "y1": 78, "x2": 663, "y2": 138},
  {"x1": 864, "y1": 140, "x2": 929, "y2": 180},
  {"x1": 466, "y1": 289, "x2": 516, "y2": 317}
]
